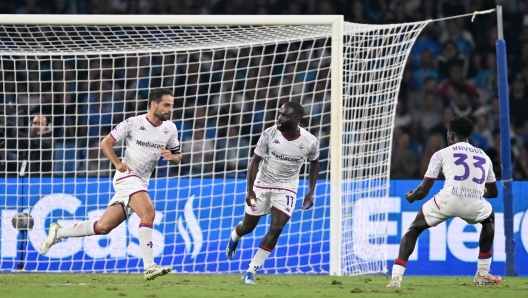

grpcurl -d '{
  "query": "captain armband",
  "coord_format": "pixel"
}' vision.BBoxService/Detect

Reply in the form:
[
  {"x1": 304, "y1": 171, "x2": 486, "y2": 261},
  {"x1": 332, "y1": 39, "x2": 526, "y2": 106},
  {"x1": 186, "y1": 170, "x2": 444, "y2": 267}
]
[{"x1": 169, "y1": 146, "x2": 181, "y2": 154}]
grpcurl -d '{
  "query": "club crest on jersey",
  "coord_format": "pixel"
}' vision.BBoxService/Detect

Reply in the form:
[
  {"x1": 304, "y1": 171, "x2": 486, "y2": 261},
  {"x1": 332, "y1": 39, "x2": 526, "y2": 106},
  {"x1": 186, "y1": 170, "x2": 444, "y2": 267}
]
[
  {"x1": 139, "y1": 126, "x2": 146, "y2": 131},
  {"x1": 163, "y1": 127, "x2": 169, "y2": 134},
  {"x1": 273, "y1": 139, "x2": 280, "y2": 144},
  {"x1": 299, "y1": 143, "x2": 305, "y2": 149}
]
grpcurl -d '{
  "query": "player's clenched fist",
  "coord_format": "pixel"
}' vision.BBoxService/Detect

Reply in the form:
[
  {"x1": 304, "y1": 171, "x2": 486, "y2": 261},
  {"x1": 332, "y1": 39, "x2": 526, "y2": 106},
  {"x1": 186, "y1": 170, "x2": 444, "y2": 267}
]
[
  {"x1": 245, "y1": 191, "x2": 257, "y2": 211},
  {"x1": 161, "y1": 147, "x2": 173, "y2": 160},
  {"x1": 115, "y1": 161, "x2": 133, "y2": 173}
]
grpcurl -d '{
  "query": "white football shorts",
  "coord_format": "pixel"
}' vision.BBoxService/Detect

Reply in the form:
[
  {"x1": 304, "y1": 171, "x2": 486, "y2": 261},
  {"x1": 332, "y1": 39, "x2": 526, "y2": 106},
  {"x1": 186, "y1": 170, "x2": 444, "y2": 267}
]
[
  {"x1": 245, "y1": 186, "x2": 297, "y2": 217},
  {"x1": 108, "y1": 175, "x2": 148, "y2": 218},
  {"x1": 422, "y1": 193, "x2": 493, "y2": 227}
]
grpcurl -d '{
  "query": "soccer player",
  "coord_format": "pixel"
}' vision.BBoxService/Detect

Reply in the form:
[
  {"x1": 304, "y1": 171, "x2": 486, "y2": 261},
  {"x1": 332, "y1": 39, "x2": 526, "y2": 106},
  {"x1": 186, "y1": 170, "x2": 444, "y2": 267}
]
[
  {"x1": 39, "y1": 88, "x2": 182, "y2": 281},
  {"x1": 386, "y1": 116, "x2": 501, "y2": 288},
  {"x1": 225, "y1": 101, "x2": 320, "y2": 285}
]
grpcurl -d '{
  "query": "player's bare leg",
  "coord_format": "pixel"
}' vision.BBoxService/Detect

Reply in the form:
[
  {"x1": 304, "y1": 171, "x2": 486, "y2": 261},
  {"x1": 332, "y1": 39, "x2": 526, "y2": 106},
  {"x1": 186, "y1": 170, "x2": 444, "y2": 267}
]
[
  {"x1": 241, "y1": 208, "x2": 290, "y2": 285},
  {"x1": 474, "y1": 211, "x2": 501, "y2": 286},
  {"x1": 387, "y1": 209, "x2": 430, "y2": 288},
  {"x1": 129, "y1": 192, "x2": 171, "y2": 281},
  {"x1": 40, "y1": 204, "x2": 126, "y2": 255},
  {"x1": 226, "y1": 213, "x2": 261, "y2": 259}
]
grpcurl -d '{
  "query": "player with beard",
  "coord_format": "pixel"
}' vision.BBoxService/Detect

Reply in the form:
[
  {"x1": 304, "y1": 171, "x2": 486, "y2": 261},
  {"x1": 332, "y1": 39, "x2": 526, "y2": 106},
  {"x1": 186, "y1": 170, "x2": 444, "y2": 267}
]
[
  {"x1": 225, "y1": 101, "x2": 320, "y2": 285},
  {"x1": 40, "y1": 88, "x2": 182, "y2": 281}
]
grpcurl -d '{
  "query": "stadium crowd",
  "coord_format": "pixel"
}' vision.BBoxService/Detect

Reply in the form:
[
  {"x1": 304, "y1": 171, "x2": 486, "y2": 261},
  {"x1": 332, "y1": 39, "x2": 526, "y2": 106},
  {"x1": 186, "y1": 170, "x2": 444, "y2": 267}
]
[{"x1": 1, "y1": 0, "x2": 528, "y2": 180}]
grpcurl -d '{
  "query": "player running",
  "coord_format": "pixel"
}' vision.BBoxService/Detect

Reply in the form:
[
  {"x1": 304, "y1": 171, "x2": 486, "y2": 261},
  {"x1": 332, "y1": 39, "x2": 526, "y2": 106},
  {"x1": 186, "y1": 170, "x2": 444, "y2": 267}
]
[
  {"x1": 387, "y1": 116, "x2": 501, "y2": 287},
  {"x1": 40, "y1": 88, "x2": 182, "y2": 281},
  {"x1": 225, "y1": 101, "x2": 320, "y2": 285}
]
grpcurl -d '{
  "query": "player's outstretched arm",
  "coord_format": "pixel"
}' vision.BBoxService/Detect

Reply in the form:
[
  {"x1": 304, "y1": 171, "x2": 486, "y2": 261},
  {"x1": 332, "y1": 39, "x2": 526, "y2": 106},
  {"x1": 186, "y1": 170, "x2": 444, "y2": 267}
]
[
  {"x1": 245, "y1": 155, "x2": 262, "y2": 210},
  {"x1": 302, "y1": 159, "x2": 320, "y2": 210},
  {"x1": 161, "y1": 146, "x2": 182, "y2": 165},
  {"x1": 405, "y1": 178, "x2": 435, "y2": 203},
  {"x1": 101, "y1": 134, "x2": 132, "y2": 173},
  {"x1": 483, "y1": 182, "x2": 499, "y2": 198}
]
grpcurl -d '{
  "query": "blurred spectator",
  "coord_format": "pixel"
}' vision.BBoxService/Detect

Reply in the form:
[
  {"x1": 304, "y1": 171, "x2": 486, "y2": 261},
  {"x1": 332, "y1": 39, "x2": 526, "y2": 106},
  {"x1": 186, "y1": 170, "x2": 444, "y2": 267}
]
[
  {"x1": 470, "y1": 115, "x2": 492, "y2": 152},
  {"x1": 430, "y1": 106, "x2": 455, "y2": 138},
  {"x1": 409, "y1": 30, "x2": 441, "y2": 70},
  {"x1": 486, "y1": 130, "x2": 504, "y2": 180},
  {"x1": 181, "y1": 125, "x2": 215, "y2": 176},
  {"x1": 413, "y1": 91, "x2": 443, "y2": 141},
  {"x1": 419, "y1": 134, "x2": 445, "y2": 176},
  {"x1": 436, "y1": 41, "x2": 468, "y2": 79},
  {"x1": 80, "y1": 81, "x2": 121, "y2": 145},
  {"x1": 215, "y1": 125, "x2": 250, "y2": 178},
  {"x1": 390, "y1": 130, "x2": 418, "y2": 178},
  {"x1": 474, "y1": 52, "x2": 498, "y2": 103},
  {"x1": 394, "y1": 101, "x2": 412, "y2": 131},
  {"x1": 78, "y1": 142, "x2": 113, "y2": 177},
  {"x1": 439, "y1": 19, "x2": 475, "y2": 57},
  {"x1": 450, "y1": 90, "x2": 473, "y2": 118},
  {"x1": 26, "y1": 114, "x2": 53, "y2": 175},
  {"x1": 482, "y1": 97, "x2": 500, "y2": 132},
  {"x1": 514, "y1": 144, "x2": 528, "y2": 179},
  {"x1": 438, "y1": 63, "x2": 479, "y2": 105},
  {"x1": 407, "y1": 76, "x2": 438, "y2": 118},
  {"x1": 509, "y1": 73, "x2": 528, "y2": 130},
  {"x1": 411, "y1": 50, "x2": 439, "y2": 91}
]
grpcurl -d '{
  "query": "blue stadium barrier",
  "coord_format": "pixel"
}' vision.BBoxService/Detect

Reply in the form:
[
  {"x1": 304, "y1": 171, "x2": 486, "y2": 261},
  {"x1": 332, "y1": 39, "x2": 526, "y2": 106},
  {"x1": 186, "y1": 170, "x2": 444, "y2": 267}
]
[{"x1": 0, "y1": 178, "x2": 526, "y2": 276}]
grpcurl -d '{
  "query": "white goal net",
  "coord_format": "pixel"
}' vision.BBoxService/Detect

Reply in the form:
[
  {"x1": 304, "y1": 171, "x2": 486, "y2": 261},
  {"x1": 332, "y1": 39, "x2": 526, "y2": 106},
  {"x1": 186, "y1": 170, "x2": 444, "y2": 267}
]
[{"x1": 0, "y1": 15, "x2": 427, "y2": 275}]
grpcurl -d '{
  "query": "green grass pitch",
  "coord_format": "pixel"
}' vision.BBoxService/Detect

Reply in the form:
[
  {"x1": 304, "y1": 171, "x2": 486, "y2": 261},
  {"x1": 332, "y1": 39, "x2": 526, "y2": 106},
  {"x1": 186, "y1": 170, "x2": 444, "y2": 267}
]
[{"x1": 0, "y1": 273, "x2": 526, "y2": 298}]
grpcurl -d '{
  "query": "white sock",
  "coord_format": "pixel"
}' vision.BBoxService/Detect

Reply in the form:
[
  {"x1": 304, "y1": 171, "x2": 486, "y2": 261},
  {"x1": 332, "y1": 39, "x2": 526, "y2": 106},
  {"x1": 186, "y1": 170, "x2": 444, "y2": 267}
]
[
  {"x1": 57, "y1": 220, "x2": 97, "y2": 238},
  {"x1": 247, "y1": 246, "x2": 272, "y2": 274},
  {"x1": 231, "y1": 229, "x2": 241, "y2": 242},
  {"x1": 478, "y1": 254, "x2": 492, "y2": 276},
  {"x1": 138, "y1": 223, "x2": 154, "y2": 270},
  {"x1": 392, "y1": 258, "x2": 407, "y2": 281}
]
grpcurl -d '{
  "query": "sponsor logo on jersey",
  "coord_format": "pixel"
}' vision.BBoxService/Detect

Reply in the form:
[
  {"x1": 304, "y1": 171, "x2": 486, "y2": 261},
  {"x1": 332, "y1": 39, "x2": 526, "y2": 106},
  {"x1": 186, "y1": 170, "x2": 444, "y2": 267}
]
[
  {"x1": 139, "y1": 126, "x2": 146, "y2": 131},
  {"x1": 136, "y1": 140, "x2": 163, "y2": 148},
  {"x1": 271, "y1": 151, "x2": 303, "y2": 162}
]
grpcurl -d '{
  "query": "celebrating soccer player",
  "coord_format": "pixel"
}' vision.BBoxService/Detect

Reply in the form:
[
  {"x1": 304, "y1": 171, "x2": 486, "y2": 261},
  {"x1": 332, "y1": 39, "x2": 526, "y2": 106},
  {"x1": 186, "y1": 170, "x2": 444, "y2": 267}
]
[
  {"x1": 225, "y1": 101, "x2": 320, "y2": 285},
  {"x1": 387, "y1": 116, "x2": 501, "y2": 287},
  {"x1": 40, "y1": 88, "x2": 182, "y2": 281}
]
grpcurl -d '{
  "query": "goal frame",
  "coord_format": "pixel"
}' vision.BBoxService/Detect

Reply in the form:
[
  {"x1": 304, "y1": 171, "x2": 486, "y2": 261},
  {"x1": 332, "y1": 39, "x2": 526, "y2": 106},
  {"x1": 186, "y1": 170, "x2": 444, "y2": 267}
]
[{"x1": 0, "y1": 14, "x2": 345, "y2": 275}]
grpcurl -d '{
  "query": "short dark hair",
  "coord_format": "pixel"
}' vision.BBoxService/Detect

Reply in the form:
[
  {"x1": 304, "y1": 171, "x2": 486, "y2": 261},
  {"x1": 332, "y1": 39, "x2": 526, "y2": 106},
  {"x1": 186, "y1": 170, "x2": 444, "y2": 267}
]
[
  {"x1": 148, "y1": 88, "x2": 173, "y2": 107},
  {"x1": 283, "y1": 101, "x2": 304, "y2": 119},
  {"x1": 449, "y1": 116, "x2": 474, "y2": 139}
]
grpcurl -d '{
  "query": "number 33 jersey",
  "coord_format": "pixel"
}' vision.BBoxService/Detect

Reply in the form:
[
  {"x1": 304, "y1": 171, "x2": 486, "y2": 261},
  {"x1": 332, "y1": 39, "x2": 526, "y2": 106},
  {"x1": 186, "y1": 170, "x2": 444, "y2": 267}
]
[{"x1": 424, "y1": 142, "x2": 496, "y2": 200}]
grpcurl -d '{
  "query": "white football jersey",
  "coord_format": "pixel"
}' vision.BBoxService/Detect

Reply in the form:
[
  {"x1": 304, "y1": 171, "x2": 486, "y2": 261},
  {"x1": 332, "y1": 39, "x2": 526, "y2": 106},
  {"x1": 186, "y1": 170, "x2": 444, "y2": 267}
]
[
  {"x1": 424, "y1": 142, "x2": 496, "y2": 200},
  {"x1": 110, "y1": 114, "x2": 180, "y2": 185},
  {"x1": 253, "y1": 125, "x2": 319, "y2": 193}
]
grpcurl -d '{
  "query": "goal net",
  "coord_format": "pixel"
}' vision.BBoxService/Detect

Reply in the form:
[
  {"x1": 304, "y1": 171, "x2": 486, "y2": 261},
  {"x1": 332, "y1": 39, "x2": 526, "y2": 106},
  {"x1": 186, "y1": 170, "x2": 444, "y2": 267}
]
[{"x1": 0, "y1": 15, "x2": 426, "y2": 275}]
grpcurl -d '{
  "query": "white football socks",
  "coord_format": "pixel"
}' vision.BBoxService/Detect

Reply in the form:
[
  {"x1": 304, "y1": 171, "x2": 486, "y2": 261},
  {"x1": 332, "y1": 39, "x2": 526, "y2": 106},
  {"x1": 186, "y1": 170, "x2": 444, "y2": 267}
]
[
  {"x1": 231, "y1": 229, "x2": 242, "y2": 242},
  {"x1": 247, "y1": 246, "x2": 272, "y2": 274},
  {"x1": 477, "y1": 256, "x2": 492, "y2": 276},
  {"x1": 392, "y1": 264, "x2": 406, "y2": 280},
  {"x1": 57, "y1": 220, "x2": 97, "y2": 238},
  {"x1": 391, "y1": 258, "x2": 407, "y2": 281},
  {"x1": 138, "y1": 224, "x2": 155, "y2": 270}
]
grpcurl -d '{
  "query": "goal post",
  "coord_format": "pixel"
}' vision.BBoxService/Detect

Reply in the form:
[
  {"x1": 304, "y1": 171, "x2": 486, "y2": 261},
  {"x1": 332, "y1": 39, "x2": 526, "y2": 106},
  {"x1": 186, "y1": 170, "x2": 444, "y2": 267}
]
[{"x1": 0, "y1": 14, "x2": 425, "y2": 275}]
